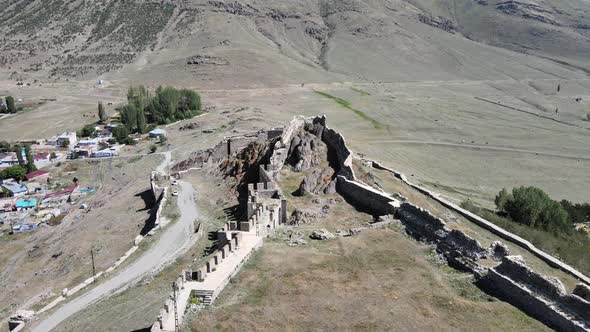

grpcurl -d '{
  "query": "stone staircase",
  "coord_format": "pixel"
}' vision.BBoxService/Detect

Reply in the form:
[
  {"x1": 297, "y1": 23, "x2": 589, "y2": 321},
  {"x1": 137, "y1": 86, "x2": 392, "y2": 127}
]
[{"x1": 192, "y1": 289, "x2": 215, "y2": 305}]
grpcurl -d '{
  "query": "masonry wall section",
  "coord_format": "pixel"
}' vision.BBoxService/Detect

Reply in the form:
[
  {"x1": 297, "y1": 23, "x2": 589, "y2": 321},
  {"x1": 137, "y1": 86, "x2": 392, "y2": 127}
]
[
  {"x1": 482, "y1": 268, "x2": 589, "y2": 331},
  {"x1": 336, "y1": 175, "x2": 399, "y2": 216}
]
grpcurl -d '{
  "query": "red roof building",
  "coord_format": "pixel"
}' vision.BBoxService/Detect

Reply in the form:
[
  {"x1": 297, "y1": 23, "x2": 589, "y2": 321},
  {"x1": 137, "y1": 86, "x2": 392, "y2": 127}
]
[
  {"x1": 43, "y1": 185, "x2": 77, "y2": 201},
  {"x1": 34, "y1": 152, "x2": 50, "y2": 161},
  {"x1": 25, "y1": 170, "x2": 50, "y2": 181}
]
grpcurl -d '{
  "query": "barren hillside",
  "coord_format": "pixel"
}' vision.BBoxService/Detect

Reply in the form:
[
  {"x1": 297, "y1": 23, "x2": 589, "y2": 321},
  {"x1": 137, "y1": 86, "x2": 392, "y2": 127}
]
[{"x1": 1, "y1": 0, "x2": 590, "y2": 85}]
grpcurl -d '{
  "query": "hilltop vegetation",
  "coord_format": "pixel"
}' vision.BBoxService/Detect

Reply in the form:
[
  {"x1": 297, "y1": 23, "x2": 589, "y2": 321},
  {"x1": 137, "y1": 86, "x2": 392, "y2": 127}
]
[
  {"x1": 462, "y1": 186, "x2": 590, "y2": 275},
  {"x1": 120, "y1": 86, "x2": 201, "y2": 132}
]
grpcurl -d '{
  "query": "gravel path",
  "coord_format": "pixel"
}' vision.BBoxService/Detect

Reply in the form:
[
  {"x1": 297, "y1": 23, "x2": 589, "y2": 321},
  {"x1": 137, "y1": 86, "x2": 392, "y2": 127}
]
[{"x1": 32, "y1": 179, "x2": 198, "y2": 332}]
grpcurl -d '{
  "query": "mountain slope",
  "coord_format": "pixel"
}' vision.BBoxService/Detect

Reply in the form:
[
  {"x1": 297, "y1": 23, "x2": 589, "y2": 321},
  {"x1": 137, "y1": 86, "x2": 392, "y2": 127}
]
[{"x1": 0, "y1": 0, "x2": 589, "y2": 85}]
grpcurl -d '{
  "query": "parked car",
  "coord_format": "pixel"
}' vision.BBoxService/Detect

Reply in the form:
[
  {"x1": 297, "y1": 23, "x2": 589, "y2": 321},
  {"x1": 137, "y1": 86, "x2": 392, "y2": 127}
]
[
  {"x1": 171, "y1": 180, "x2": 179, "y2": 185},
  {"x1": 172, "y1": 191, "x2": 179, "y2": 197}
]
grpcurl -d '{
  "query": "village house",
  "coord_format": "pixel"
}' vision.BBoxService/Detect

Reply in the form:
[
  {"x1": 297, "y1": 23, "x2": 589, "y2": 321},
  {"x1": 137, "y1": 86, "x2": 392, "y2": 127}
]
[
  {"x1": 148, "y1": 128, "x2": 167, "y2": 139},
  {"x1": 1, "y1": 182, "x2": 28, "y2": 197},
  {"x1": 0, "y1": 198, "x2": 15, "y2": 212},
  {"x1": 42, "y1": 185, "x2": 77, "y2": 205},
  {"x1": 0, "y1": 152, "x2": 19, "y2": 167},
  {"x1": 15, "y1": 198, "x2": 36, "y2": 211},
  {"x1": 74, "y1": 146, "x2": 98, "y2": 158},
  {"x1": 105, "y1": 123, "x2": 119, "y2": 132},
  {"x1": 33, "y1": 152, "x2": 50, "y2": 163},
  {"x1": 13, "y1": 223, "x2": 37, "y2": 232},
  {"x1": 56, "y1": 132, "x2": 77, "y2": 147},
  {"x1": 93, "y1": 145, "x2": 121, "y2": 158},
  {"x1": 25, "y1": 170, "x2": 50, "y2": 182}
]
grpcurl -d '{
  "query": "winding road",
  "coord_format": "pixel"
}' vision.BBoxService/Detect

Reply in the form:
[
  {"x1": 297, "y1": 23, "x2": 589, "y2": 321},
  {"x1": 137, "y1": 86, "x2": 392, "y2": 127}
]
[{"x1": 32, "y1": 155, "x2": 198, "y2": 332}]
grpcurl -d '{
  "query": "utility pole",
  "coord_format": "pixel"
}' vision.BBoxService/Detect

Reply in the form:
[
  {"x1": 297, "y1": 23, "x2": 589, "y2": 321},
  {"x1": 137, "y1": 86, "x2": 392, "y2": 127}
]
[
  {"x1": 90, "y1": 249, "x2": 96, "y2": 280},
  {"x1": 172, "y1": 281, "x2": 179, "y2": 331}
]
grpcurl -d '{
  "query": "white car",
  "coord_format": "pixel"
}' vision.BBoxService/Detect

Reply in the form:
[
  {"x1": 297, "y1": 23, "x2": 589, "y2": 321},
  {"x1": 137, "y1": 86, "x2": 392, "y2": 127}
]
[
  {"x1": 172, "y1": 191, "x2": 179, "y2": 197},
  {"x1": 171, "y1": 180, "x2": 179, "y2": 185}
]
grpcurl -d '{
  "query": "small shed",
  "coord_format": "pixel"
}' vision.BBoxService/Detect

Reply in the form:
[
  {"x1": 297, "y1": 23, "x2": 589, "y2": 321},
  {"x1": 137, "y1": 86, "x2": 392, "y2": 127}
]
[{"x1": 149, "y1": 128, "x2": 167, "y2": 139}]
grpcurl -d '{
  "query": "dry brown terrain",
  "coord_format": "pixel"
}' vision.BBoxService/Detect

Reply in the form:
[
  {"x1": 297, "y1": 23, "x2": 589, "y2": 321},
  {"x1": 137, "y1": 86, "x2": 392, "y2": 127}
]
[
  {"x1": 0, "y1": 152, "x2": 162, "y2": 320},
  {"x1": 190, "y1": 229, "x2": 548, "y2": 331},
  {"x1": 0, "y1": 0, "x2": 588, "y2": 330}
]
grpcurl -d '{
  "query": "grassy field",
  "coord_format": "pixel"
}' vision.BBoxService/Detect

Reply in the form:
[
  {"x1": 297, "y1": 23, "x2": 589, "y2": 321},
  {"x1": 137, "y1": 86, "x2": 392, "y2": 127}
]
[{"x1": 188, "y1": 229, "x2": 547, "y2": 331}]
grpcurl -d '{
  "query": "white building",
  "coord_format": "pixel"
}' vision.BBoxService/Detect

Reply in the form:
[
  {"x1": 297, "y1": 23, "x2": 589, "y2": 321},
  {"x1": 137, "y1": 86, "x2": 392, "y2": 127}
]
[{"x1": 57, "y1": 132, "x2": 77, "y2": 147}]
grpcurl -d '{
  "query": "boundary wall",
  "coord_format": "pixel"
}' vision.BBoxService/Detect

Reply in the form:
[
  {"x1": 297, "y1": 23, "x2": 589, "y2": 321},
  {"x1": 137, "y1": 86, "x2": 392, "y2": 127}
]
[{"x1": 368, "y1": 160, "x2": 590, "y2": 286}]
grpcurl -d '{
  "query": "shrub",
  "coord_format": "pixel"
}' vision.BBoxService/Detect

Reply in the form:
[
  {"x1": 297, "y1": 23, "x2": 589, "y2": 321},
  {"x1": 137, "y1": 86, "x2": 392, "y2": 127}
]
[
  {"x1": 461, "y1": 200, "x2": 590, "y2": 275},
  {"x1": 78, "y1": 124, "x2": 97, "y2": 138},
  {"x1": 5, "y1": 96, "x2": 16, "y2": 113},
  {"x1": 0, "y1": 165, "x2": 26, "y2": 181},
  {"x1": 112, "y1": 126, "x2": 129, "y2": 144},
  {"x1": 149, "y1": 144, "x2": 157, "y2": 153},
  {"x1": 497, "y1": 186, "x2": 571, "y2": 234}
]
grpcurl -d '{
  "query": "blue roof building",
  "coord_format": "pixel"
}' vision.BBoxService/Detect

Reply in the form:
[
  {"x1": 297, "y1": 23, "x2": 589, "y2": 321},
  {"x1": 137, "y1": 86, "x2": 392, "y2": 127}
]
[
  {"x1": 1, "y1": 183, "x2": 28, "y2": 197},
  {"x1": 16, "y1": 198, "x2": 37, "y2": 210}
]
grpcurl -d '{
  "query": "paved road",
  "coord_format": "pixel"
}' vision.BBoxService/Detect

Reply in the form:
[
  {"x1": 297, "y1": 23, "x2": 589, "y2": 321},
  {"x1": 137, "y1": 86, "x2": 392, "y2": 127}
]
[{"x1": 32, "y1": 180, "x2": 198, "y2": 332}]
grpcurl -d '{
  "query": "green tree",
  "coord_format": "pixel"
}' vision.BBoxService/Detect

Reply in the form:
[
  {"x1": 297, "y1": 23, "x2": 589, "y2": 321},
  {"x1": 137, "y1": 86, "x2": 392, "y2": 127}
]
[
  {"x1": 178, "y1": 89, "x2": 201, "y2": 118},
  {"x1": 13, "y1": 144, "x2": 25, "y2": 167},
  {"x1": 112, "y1": 126, "x2": 129, "y2": 144},
  {"x1": 0, "y1": 141, "x2": 10, "y2": 152},
  {"x1": 495, "y1": 188, "x2": 512, "y2": 213},
  {"x1": 50, "y1": 151, "x2": 57, "y2": 160},
  {"x1": 560, "y1": 200, "x2": 590, "y2": 224},
  {"x1": 24, "y1": 144, "x2": 36, "y2": 173},
  {"x1": 538, "y1": 200, "x2": 570, "y2": 234},
  {"x1": 78, "y1": 124, "x2": 97, "y2": 138},
  {"x1": 505, "y1": 186, "x2": 550, "y2": 227},
  {"x1": 121, "y1": 104, "x2": 138, "y2": 132},
  {"x1": 0, "y1": 165, "x2": 26, "y2": 181},
  {"x1": 98, "y1": 102, "x2": 107, "y2": 123},
  {"x1": 149, "y1": 144, "x2": 157, "y2": 153},
  {"x1": 5, "y1": 96, "x2": 16, "y2": 113},
  {"x1": 137, "y1": 107, "x2": 147, "y2": 134}
]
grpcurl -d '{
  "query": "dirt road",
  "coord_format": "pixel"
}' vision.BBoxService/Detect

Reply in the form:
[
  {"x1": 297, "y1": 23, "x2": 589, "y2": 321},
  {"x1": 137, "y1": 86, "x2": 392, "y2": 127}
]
[{"x1": 31, "y1": 180, "x2": 198, "y2": 332}]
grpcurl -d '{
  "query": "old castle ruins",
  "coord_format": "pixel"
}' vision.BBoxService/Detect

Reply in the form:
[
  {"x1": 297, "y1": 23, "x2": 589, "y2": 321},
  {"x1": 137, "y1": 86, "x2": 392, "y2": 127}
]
[{"x1": 152, "y1": 115, "x2": 590, "y2": 332}]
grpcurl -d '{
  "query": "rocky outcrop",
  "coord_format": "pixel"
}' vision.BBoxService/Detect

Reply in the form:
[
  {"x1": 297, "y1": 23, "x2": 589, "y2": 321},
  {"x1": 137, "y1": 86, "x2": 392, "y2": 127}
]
[
  {"x1": 288, "y1": 208, "x2": 321, "y2": 225},
  {"x1": 489, "y1": 241, "x2": 511, "y2": 261},
  {"x1": 287, "y1": 131, "x2": 325, "y2": 172},
  {"x1": 418, "y1": 14, "x2": 456, "y2": 33},
  {"x1": 495, "y1": 1, "x2": 558, "y2": 25},
  {"x1": 310, "y1": 229, "x2": 335, "y2": 240},
  {"x1": 186, "y1": 55, "x2": 229, "y2": 65},
  {"x1": 296, "y1": 167, "x2": 336, "y2": 196}
]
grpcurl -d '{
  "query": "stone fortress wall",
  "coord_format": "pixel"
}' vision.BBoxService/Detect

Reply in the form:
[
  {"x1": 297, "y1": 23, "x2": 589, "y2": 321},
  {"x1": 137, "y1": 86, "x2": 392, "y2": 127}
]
[
  {"x1": 155, "y1": 115, "x2": 590, "y2": 331},
  {"x1": 285, "y1": 115, "x2": 590, "y2": 331},
  {"x1": 151, "y1": 129, "x2": 289, "y2": 332}
]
